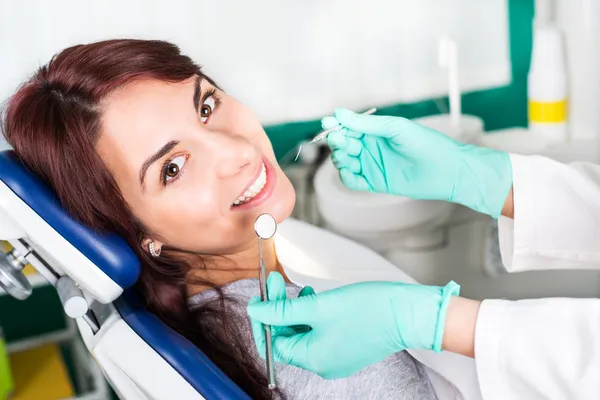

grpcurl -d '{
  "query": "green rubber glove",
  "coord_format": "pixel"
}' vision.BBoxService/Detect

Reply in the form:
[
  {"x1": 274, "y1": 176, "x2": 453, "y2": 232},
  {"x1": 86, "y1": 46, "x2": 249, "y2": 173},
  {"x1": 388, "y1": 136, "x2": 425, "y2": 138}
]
[
  {"x1": 247, "y1": 277, "x2": 460, "y2": 379},
  {"x1": 249, "y1": 272, "x2": 314, "y2": 360},
  {"x1": 323, "y1": 108, "x2": 513, "y2": 218}
]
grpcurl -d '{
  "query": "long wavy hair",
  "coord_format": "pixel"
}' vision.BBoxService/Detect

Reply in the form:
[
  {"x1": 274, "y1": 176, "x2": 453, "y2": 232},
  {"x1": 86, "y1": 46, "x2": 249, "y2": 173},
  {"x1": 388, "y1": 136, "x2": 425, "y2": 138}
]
[{"x1": 2, "y1": 39, "x2": 279, "y2": 399}]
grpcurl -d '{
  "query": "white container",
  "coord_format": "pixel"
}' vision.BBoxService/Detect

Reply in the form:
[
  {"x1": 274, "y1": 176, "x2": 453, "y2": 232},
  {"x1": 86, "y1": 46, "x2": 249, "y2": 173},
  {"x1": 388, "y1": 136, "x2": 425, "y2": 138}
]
[
  {"x1": 555, "y1": 0, "x2": 600, "y2": 140},
  {"x1": 528, "y1": 25, "x2": 568, "y2": 143}
]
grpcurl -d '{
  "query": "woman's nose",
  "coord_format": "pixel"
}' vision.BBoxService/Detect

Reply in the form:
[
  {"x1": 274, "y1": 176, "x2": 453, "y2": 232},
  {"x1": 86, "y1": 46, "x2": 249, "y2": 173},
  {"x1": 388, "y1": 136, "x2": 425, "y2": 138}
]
[{"x1": 208, "y1": 132, "x2": 257, "y2": 178}]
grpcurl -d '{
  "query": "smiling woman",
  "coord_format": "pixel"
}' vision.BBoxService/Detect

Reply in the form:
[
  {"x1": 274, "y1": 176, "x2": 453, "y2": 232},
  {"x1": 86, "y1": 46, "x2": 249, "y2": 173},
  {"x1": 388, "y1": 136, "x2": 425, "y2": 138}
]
[
  {"x1": 2, "y1": 39, "x2": 296, "y2": 399},
  {"x1": 1, "y1": 39, "x2": 447, "y2": 400},
  {"x1": 94, "y1": 68, "x2": 293, "y2": 258}
]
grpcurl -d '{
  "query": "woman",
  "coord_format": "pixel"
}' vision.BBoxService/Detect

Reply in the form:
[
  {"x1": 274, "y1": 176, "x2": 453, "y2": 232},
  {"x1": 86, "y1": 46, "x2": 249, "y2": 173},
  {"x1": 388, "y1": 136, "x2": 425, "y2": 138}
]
[
  {"x1": 248, "y1": 109, "x2": 600, "y2": 400},
  {"x1": 1, "y1": 39, "x2": 458, "y2": 399}
]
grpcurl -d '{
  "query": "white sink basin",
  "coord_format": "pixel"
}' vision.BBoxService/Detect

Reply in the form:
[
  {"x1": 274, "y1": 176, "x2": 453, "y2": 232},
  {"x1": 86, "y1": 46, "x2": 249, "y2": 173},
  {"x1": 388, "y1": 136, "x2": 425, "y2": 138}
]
[{"x1": 314, "y1": 160, "x2": 455, "y2": 249}]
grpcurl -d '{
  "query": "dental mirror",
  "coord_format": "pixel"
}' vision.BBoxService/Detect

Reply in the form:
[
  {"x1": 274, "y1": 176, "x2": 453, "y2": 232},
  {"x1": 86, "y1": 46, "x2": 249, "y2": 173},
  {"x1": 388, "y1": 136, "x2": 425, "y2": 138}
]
[
  {"x1": 254, "y1": 213, "x2": 277, "y2": 240},
  {"x1": 253, "y1": 212, "x2": 278, "y2": 389}
]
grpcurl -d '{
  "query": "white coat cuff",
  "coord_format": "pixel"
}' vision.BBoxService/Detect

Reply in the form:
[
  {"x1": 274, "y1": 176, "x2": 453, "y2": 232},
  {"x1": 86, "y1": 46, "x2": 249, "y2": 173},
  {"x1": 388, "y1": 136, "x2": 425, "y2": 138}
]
[
  {"x1": 474, "y1": 299, "x2": 513, "y2": 400},
  {"x1": 498, "y1": 153, "x2": 535, "y2": 272}
]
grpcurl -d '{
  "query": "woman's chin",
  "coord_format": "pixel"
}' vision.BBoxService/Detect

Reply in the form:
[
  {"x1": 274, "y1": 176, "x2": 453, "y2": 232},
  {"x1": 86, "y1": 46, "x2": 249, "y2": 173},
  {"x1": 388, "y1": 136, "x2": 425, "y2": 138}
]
[{"x1": 268, "y1": 176, "x2": 296, "y2": 224}]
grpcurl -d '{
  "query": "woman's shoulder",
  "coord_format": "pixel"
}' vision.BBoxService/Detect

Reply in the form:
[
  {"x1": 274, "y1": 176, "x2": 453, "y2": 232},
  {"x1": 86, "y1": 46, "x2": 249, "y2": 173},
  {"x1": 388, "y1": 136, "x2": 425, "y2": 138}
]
[{"x1": 188, "y1": 278, "x2": 301, "y2": 309}]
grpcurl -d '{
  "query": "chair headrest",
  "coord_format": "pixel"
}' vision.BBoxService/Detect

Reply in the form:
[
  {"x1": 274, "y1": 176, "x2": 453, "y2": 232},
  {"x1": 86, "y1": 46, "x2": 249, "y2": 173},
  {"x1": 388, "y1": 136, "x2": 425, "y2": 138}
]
[{"x1": 0, "y1": 150, "x2": 140, "y2": 294}]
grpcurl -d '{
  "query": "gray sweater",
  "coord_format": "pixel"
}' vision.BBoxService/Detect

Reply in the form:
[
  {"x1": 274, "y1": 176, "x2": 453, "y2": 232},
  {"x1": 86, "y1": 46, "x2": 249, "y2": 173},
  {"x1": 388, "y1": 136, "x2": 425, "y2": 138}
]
[{"x1": 189, "y1": 278, "x2": 441, "y2": 400}]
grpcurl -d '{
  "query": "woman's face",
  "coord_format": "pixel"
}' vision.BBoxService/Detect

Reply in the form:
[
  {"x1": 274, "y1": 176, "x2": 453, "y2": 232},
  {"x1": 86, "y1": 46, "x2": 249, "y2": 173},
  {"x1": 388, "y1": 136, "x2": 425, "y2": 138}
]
[{"x1": 96, "y1": 76, "x2": 295, "y2": 256}]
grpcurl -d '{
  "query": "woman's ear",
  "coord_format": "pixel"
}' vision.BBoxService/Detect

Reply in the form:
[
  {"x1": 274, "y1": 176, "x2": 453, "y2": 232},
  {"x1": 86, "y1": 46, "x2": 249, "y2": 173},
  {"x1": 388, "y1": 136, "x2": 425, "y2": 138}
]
[{"x1": 142, "y1": 237, "x2": 163, "y2": 257}]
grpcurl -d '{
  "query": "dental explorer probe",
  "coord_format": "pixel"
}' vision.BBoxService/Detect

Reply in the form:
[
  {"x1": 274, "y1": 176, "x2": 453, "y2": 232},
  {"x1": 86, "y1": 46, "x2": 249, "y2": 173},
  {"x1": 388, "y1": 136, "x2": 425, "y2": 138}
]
[
  {"x1": 294, "y1": 107, "x2": 377, "y2": 161},
  {"x1": 254, "y1": 213, "x2": 278, "y2": 390}
]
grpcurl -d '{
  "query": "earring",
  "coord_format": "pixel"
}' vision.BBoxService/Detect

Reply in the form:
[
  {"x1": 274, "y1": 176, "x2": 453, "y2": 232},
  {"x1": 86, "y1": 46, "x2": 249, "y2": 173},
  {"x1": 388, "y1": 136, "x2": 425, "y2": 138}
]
[{"x1": 148, "y1": 241, "x2": 160, "y2": 258}]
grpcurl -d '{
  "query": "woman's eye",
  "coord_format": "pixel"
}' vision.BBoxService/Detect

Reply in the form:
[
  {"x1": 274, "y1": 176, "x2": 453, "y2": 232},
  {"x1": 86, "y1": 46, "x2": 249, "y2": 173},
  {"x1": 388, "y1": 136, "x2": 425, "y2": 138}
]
[
  {"x1": 200, "y1": 96, "x2": 216, "y2": 123},
  {"x1": 164, "y1": 155, "x2": 187, "y2": 183}
]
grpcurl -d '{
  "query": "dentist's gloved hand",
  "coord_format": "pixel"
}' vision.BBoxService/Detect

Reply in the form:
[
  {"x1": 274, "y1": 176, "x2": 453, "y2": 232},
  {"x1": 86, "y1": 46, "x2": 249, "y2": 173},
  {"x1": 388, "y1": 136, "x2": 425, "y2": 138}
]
[
  {"x1": 323, "y1": 108, "x2": 513, "y2": 218},
  {"x1": 249, "y1": 272, "x2": 314, "y2": 359},
  {"x1": 247, "y1": 277, "x2": 460, "y2": 379}
]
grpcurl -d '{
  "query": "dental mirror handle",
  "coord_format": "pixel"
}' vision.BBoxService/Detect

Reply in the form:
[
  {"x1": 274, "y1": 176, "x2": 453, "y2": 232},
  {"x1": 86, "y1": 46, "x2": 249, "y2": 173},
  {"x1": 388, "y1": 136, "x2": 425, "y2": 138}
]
[
  {"x1": 254, "y1": 214, "x2": 278, "y2": 390},
  {"x1": 265, "y1": 324, "x2": 276, "y2": 389},
  {"x1": 258, "y1": 237, "x2": 277, "y2": 389}
]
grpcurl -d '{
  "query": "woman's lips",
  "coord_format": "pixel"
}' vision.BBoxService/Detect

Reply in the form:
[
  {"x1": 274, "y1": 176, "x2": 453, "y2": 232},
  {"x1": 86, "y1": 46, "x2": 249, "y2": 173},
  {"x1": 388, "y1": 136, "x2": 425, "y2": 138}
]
[{"x1": 231, "y1": 157, "x2": 277, "y2": 211}]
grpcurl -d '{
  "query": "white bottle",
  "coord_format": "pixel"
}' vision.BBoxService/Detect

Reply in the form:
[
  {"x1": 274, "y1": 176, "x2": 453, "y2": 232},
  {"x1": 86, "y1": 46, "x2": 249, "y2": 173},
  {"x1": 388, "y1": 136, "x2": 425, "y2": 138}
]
[
  {"x1": 555, "y1": 0, "x2": 600, "y2": 140},
  {"x1": 528, "y1": 23, "x2": 568, "y2": 143}
]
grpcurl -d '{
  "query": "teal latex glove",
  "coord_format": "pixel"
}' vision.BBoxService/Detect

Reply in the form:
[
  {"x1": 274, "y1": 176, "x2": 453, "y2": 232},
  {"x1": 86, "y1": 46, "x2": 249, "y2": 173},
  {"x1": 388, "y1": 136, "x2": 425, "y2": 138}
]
[
  {"x1": 323, "y1": 108, "x2": 513, "y2": 218},
  {"x1": 247, "y1": 278, "x2": 460, "y2": 379},
  {"x1": 249, "y1": 272, "x2": 314, "y2": 360}
]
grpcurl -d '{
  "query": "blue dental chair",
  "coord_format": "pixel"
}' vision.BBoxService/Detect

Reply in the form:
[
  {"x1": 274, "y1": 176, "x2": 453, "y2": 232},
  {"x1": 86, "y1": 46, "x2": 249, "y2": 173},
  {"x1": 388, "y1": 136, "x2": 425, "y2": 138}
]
[{"x1": 0, "y1": 150, "x2": 251, "y2": 400}]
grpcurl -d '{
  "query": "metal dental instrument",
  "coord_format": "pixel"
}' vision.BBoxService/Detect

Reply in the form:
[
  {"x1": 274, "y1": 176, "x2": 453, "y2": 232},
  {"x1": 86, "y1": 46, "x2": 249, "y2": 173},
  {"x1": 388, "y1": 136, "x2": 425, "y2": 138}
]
[
  {"x1": 254, "y1": 213, "x2": 278, "y2": 390},
  {"x1": 294, "y1": 107, "x2": 377, "y2": 161}
]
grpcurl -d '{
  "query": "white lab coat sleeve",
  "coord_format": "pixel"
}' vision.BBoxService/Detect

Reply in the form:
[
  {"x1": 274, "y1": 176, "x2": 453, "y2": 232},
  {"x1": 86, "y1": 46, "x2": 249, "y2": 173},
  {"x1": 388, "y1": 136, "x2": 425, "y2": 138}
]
[
  {"x1": 475, "y1": 298, "x2": 600, "y2": 400},
  {"x1": 498, "y1": 153, "x2": 600, "y2": 271}
]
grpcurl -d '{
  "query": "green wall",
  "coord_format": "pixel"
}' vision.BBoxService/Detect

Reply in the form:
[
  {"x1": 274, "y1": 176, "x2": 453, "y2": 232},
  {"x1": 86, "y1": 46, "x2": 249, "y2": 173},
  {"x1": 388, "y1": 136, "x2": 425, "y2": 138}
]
[{"x1": 266, "y1": 0, "x2": 534, "y2": 161}]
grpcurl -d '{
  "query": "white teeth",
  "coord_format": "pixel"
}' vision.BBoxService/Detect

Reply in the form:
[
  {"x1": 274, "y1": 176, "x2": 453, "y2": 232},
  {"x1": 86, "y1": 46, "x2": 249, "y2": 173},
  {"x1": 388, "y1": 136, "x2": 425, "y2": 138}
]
[{"x1": 233, "y1": 163, "x2": 267, "y2": 206}]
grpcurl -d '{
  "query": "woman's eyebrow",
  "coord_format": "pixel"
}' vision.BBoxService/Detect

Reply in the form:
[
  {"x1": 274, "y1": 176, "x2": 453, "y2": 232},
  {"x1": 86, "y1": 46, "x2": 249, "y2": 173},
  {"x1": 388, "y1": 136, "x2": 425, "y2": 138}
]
[
  {"x1": 139, "y1": 140, "x2": 179, "y2": 191},
  {"x1": 193, "y1": 76, "x2": 202, "y2": 112}
]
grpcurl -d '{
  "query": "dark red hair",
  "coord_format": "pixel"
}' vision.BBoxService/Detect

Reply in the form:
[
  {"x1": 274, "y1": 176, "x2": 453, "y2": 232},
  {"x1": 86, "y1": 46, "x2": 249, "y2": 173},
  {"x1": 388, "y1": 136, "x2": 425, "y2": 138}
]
[{"x1": 2, "y1": 39, "x2": 279, "y2": 399}]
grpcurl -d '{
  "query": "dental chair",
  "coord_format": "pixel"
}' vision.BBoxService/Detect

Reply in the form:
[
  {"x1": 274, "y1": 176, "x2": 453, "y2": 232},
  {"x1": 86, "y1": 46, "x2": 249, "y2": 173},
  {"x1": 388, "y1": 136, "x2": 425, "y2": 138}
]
[{"x1": 0, "y1": 150, "x2": 251, "y2": 400}]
